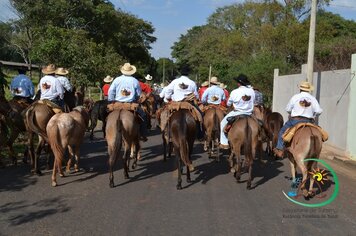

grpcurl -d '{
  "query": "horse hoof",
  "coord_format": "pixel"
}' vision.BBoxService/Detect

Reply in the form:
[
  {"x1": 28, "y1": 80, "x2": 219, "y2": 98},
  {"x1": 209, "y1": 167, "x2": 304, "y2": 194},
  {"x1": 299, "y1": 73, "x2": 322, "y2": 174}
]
[
  {"x1": 230, "y1": 167, "x2": 236, "y2": 173},
  {"x1": 176, "y1": 185, "x2": 182, "y2": 190},
  {"x1": 188, "y1": 164, "x2": 195, "y2": 172},
  {"x1": 131, "y1": 164, "x2": 137, "y2": 170},
  {"x1": 187, "y1": 178, "x2": 192, "y2": 183},
  {"x1": 51, "y1": 181, "x2": 57, "y2": 187},
  {"x1": 59, "y1": 173, "x2": 65, "y2": 177},
  {"x1": 109, "y1": 182, "x2": 114, "y2": 188},
  {"x1": 247, "y1": 185, "x2": 252, "y2": 190},
  {"x1": 36, "y1": 170, "x2": 43, "y2": 176},
  {"x1": 74, "y1": 168, "x2": 79, "y2": 173}
]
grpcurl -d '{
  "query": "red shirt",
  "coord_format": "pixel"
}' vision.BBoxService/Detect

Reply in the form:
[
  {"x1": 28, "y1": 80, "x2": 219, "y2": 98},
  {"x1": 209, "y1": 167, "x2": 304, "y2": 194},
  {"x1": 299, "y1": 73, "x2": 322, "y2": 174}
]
[
  {"x1": 198, "y1": 87, "x2": 207, "y2": 100},
  {"x1": 139, "y1": 81, "x2": 152, "y2": 94},
  {"x1": 102, "y1": 84, "x2": 110, "y2": 96},
  {"x1": 221, "y1": 89, "x2": 230, "y2": 107}
]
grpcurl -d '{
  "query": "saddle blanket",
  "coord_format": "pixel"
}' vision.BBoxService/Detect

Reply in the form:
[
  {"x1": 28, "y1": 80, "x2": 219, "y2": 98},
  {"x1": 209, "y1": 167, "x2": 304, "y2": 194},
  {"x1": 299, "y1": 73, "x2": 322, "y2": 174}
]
[{"x1": 282, "y1": 122, "x2": 328, "y2": 143}]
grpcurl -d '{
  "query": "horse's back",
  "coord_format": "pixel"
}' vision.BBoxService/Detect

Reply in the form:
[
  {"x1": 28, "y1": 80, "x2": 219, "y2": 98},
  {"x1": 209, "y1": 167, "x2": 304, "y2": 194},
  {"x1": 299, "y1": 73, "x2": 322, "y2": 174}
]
[
  {"x1": 291, "y1": 126, "x2": 323, "y2": 155},
  {"x1": 229, "y1": 116, "x2": 259, "y2": 142},
  {"x1": 170, "y1": 109, "x2": 196, "y2": 141}
]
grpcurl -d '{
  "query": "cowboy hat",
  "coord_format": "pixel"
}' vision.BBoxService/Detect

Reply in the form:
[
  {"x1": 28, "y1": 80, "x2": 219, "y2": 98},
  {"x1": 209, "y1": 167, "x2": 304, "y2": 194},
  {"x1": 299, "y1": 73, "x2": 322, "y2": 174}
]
[
  {"x1": 298, "y1": 81, "x2": 314, "y2": 92},
  {"x1": 103, "y1": 75, "x2": 113, "y2": 83},
  {"x1": 233, "y1": 74, "x2": 251, "y2": 86},
  {"x1": 201, "y1": 81, "x2": 209, "y2": 87},
  {"x1": 145, "y1": 74, "x2": 153, "y2": 81},
  {"x1": 42, "y1": 64, "x2": 56, "y2": 75},
  {"x1": 220, "y1": 83, "x2": 227, "y2": 89},
  {"x1": 55, "y1": 67, "x2": 69, "y2": 75},
  {"x1": 210, "y1": 76, "x2": 220, "y2": 85},
  {"x1": 120, "y1": 63, "x2": 136, "y2": 75}
]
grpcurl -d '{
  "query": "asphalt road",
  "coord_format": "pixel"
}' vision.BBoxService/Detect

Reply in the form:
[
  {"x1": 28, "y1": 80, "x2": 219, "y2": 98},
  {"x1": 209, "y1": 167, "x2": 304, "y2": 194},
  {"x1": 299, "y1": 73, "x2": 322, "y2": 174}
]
[{"x1": 1, "y1": 124, "x2": 356, "y2": 236}]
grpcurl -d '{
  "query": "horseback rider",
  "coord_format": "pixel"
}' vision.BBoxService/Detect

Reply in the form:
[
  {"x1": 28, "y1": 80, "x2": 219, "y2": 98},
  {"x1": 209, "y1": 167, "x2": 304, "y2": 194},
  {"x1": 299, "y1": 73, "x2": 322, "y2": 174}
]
[
  {"x1": 273, "y1": 81, "x2": 322, "y2": 158},
  {"x1": 39, "y1": 64, "x2": 65, "y2": 108},
  {"x1": 107, "y1": 62, "x2": 148, "y2": 141},
  {"x1": 219, "y1": 74, "x2": 255, "y2": 149},
  {"x1": 163, "y1": 66, "x2": 204, "y2": 140},
  {"x1": 253, "y1": 87, "x2": 264, "y2": 107},
  {"x1": 55, "y1": 67, "x2": 72, "y2": 93},
  {"x1": 198, "y1": 81, "x2": 209, "y2": 100},
  {"x1": 102, "y1": 75, "x2": 113, "y2": 100},
  {"x1": 201, "y1": 76, "x2": 226, "y2": 105},
  {"x1": 219, "y1": 83, "x2": 229, "y2": 107},
  {"x1": 10, "y1": 67, "x2": 35, "y2": 104}
]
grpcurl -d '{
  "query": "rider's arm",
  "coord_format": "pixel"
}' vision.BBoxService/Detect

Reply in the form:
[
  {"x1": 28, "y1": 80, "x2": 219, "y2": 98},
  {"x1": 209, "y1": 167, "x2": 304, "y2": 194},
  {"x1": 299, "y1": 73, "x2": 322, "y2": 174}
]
[{"x1": 107, "y1": 80, "x2": 117, "y2": 102}]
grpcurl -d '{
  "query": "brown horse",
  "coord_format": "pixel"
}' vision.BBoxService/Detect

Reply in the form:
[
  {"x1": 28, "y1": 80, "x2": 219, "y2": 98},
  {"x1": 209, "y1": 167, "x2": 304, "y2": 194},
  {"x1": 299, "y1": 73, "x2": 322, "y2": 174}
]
[
  {"x1": 286, "y1": 126, "x2": 323, "y2": 197},
  {"x1": 203, "y1": 106, "x2": 225, "y2": 161},
  {"x1": 228, "y1": 116, "x2": 259, "y2": 189},
  {"x1": 25, "y1": 102, "x2": 56, "y2": 175},
  {"x1": 0, "y1": 115, "x2": 10, "y2": 167},
  {"x1": 169, "y1": 109, "x2": 196, "y2": 190},
  {"x1": 139, "y1": 93, "x2": 156, "y2": 129},
  {"x1": 0, "y1": 96, "x2": 31, "y2": 165},
  {"x1": 47, "y1": 106, "x2": 88, "y2": 187},
  {"x1": 106, "y1": 109, "x2": 140, "y2": 188},
  {"x1": 264, "y1": 111, "x2": 284, "y2": 157}
]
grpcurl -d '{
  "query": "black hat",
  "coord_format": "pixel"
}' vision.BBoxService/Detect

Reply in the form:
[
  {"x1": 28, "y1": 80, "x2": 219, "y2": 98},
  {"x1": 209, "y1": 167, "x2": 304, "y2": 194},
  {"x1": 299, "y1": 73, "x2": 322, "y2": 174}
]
[
  {"x1": 180, "y1": 65, "x2": 190, "y2": 76},
  {"x1": 233, "y1": 74, "x2": 250, "y2": 86}
]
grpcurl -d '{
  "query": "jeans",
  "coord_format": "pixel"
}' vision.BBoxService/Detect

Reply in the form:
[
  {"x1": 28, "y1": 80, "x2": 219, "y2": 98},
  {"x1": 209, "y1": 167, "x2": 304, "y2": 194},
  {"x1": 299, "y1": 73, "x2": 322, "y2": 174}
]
[
  {"x1": 276, "y1": 118, "x2": 313, "y2": 150},
  {"x1": 136, "y1": 106, "x2": 148, "y2": 137},
  {"x1": 51, "y1": 98, "x2": 64, "y2": 109}
]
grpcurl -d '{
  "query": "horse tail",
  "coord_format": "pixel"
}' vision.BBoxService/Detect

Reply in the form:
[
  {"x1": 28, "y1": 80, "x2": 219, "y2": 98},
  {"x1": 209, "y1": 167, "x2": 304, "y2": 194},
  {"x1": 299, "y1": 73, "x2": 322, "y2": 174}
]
[
  {"x1": 243, "y1": 117, "x2": 253, "y2": 162},
  {"x1": 179, "y1": 115, "x2": 191, "y2": 167},
  {"x1": 27, "y1": 105, "x2": 49, "y2": 142},
  {"x1": 47, "y1": 124, "x2": 65, "y2": 163},
  {"x1": 213, "y1": 109, "x2": 220, "y2": 137},
  {"x1": 108, "y1": 111, "x2": 123, "y2": 160}
]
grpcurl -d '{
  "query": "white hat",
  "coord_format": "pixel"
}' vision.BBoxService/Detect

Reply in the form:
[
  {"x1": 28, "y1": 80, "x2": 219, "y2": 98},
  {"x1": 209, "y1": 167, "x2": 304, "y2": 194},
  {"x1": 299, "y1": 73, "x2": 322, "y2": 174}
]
[
  {"x1": 103, "y1": 75, "x2": 113, "y2": 83},
  {"x1": 298, "y1": 81, "x2": 314, "y2": 92},
  {"x1": 145, "y1": 74, "x2": 153, "y2": 81},
  {"x1": 201, "y1": 81, "x2": 209, "y2": 87},
  {"x1": 120, "y1": 63, "x2": 136, "y2": 75},
  {"x1": 210, "y1": 76, "x2": 220, "y2": 85},
  {"x1": 220, "y1": 83, "x2": 227, "y2": 89},
  {"x1": 55, "y1": 67, "x2": 69, "y2": 75},
  {"x1": 42, "y1": 64, "x2": 56, "y2": 75}
]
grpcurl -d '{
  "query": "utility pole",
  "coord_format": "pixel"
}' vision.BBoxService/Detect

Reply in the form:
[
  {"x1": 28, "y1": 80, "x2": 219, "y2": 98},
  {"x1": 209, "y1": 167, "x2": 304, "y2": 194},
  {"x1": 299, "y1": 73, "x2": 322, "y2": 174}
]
[
  {"x1": 208, "y1": 64, "x2": 212, "y2": 87},
  {"x1": 306, "y1": 0, "x2": 317, "y2": 86}
]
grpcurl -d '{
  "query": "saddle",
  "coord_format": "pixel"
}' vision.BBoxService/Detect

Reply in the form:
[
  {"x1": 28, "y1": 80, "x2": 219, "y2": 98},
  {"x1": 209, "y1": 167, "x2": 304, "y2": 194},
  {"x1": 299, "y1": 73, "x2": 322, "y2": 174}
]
[
  {"x1": 107, "y1": 102, "x2": 143, "y2": 122},
  {"x1": 282, "y1": 122, "x2": 329, "y2": 143},
  {"x1": 201, "y1": 104, "x2": 227, "y2": 114},
  {"x1": 223, "y1": 114, "x2": 251, "y2": 134},
  {"x1": 158, "y1": 101, "x2": 203, "y2": 132},
  {"x1": 36, "y1": 99, "x2": 62, "y2": 114}
]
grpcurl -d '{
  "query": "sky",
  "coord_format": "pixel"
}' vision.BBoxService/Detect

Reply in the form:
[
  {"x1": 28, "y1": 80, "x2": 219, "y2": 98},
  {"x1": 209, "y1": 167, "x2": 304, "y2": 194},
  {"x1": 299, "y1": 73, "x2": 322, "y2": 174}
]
[{"x1": 1, "y1": 0, "x2": 356, "y2": 59}]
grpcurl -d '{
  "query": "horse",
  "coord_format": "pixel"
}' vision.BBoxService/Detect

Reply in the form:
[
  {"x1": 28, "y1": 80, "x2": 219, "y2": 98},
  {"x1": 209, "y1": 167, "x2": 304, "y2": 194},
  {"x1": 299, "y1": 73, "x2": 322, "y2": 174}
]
[
  {"x1": 264, "y1": 111, "x2": 284, "y2": 157},
  {"x1": 203, "y1": 106, "x2": 225, "y2": 161},
  {"x1": 286, "y1": 126, "x2": 323, "y2": 198},
  {"x1": 228, "y1": 116, "x2": 259, "y2": 189},
  {"x1": 0, "y1": 96, "x2": 31, "y2": 165},
  {"x1": 139, "y1": 93, "x2": 156, "y2": 129},
  {"x1": 106, "y1": 109, "x2": 140, "y2": 188},
  {"x1": 157, "y1": 106, "x2": 173, "y2": 161},
  {"x1": 0, "y1": 115, "x2": 11, "y2": 167},
  {"x1": 89, "y1": 99, "x2": 109, "y2": 140},
  {"x1": 169, "y1": 109, "x2": 196, "y2": 190},
  {"x1": 25, "y1": 102, "x2": 56, "y2": 175},
  {"x1": 47, "y1": 106, "x2": 89, "y2": 187}
]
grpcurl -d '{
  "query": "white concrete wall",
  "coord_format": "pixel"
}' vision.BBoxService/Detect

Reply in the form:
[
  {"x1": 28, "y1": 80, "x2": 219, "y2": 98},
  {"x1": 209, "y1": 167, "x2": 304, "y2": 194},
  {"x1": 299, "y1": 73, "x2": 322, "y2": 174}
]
[{"x1": 273, "y1": 64, "x2": 351, "y2": 155}]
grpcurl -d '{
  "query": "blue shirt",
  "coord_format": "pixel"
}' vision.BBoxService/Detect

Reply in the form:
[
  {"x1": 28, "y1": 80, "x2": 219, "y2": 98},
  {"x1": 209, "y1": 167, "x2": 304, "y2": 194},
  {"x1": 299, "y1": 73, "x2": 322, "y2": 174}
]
[
  {"x1": 201, "y1": 85, "x2": 226, "y2": 105},
  {"x1": 108, "y1": 75, "x2": 142, "y2": 102},
  {"x1": 10, "y1": 74, "x2": 35, "y2": 98}
]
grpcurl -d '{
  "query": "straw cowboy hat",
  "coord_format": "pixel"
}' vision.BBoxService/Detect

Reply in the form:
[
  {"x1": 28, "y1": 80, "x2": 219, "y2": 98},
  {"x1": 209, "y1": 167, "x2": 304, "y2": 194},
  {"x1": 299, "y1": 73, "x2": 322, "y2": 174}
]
[
  {"x1": 55, "y1": 67, "x2": 69, "y2": 75},
  {"x1": 42, "y1": 64, "x2": 56, "y2": 75},
  {"x1": 210, "y1": 76, "x2": 220, "y2": 85},
  {"x1": 201, "y1": 81, "x2": 209, "y2": 87},
  {"x1": 120, "y1": 62, "x2": 136, "y2": 75},
  {"x1": 220, "y1": 83, "x2": 227, "y2": 89},
  {"x1": 298, "y1": 81, "x2": 314, "y2": 92},
  {"x1": 145, "y1": 74, "x2": 153, "y2": 81},
  {"x1": 103, "y1": 75, "x2": 113, "y2": 83}
]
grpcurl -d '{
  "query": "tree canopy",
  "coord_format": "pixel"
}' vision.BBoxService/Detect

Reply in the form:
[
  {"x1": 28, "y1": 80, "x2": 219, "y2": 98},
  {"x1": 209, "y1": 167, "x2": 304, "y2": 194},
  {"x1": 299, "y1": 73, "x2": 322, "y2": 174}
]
[
  {"x1": 0, "y1": 0, "x2": 156, "y2": 86},
  {"x1": 171, "y1": 0, "x2": 356, "y2": 104}
]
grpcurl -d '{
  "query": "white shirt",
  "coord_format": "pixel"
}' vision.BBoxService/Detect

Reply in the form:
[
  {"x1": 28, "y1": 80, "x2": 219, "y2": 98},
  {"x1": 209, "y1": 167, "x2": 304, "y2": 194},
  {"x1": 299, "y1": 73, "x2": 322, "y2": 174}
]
[
  {"x1": 164, "y1": 76, "x2": 199, "y2": 101},
  {"x1": 227, "y1": 85, "x2": 255, "y2": 113},
  {"x1": 286, "y1": 91, "x2": 323, "y2": 118},
  {"x1": 159, "y1": 86, "x2": 168, "y2": 102},
  {"x1": 39, "y1": 75, "x2": 64, "y2": 100},
  {"x1": 201, "y1": 85, "x2": 226, "y2": 105},
  {"x1": 56, "y1": 76, "x2": 72, "y2": 92}
]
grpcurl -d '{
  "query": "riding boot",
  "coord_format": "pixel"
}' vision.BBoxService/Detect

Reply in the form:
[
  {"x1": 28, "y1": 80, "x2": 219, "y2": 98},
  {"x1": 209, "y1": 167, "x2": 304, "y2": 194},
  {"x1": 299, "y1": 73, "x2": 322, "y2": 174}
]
[{"x1": 139, "y1": 122, "x2": 148, "y2": 142}]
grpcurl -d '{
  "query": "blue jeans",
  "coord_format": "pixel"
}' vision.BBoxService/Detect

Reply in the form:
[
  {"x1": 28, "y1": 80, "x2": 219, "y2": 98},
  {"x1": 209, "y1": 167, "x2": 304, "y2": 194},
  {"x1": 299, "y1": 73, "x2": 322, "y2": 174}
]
[
  {"x1": 276, "y1": 118, "x2": 313, "y2": 150},
  {"x1": 136, "y1": 107, "x2": 148, "y2": 137}
]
